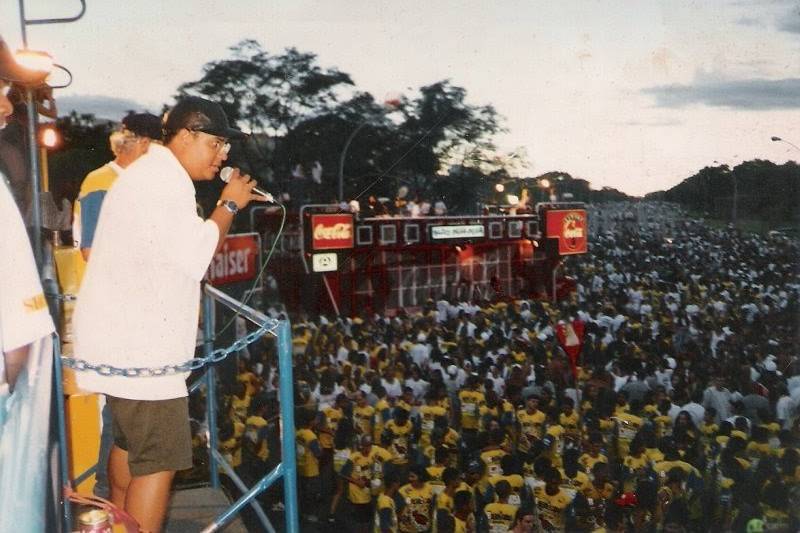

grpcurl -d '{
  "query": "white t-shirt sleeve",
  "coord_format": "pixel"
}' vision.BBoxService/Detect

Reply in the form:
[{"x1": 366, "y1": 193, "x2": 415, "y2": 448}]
[
  {"x1": 153, "y1": 180, "x2": 219, "y2": 282},
  {"x1": 0, "y1": 179, "x2": 55, "y2": 353}
]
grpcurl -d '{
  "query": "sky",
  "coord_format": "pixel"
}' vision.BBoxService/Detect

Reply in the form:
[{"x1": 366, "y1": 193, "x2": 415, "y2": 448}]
[{"x1": 1, "y1": 0, "x2": 799, "y2": 196}]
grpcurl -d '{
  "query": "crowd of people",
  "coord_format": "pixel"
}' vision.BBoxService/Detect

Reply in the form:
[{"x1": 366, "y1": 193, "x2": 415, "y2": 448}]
[{"x1": 207, "y1": 201, "x2": 799, "y2": 532}]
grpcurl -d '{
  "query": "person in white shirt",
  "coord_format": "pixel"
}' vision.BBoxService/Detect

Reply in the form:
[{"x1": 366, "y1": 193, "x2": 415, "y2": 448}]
[
  {"x1": 0, "y1": 42, "x2": 54, "y2": 392},
  {"x1": 74, "y1": 97, "x2": 260, "y2": 533},
  {"x1": 0, "y1": 49, "x2": 56, "y2": 533},
  {"x1": 409, "y1": 334, "x2": 431, "y2": 369}
]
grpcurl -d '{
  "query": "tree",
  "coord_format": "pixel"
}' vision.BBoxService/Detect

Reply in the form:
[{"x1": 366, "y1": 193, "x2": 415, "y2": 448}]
[
  {"x1": 177, "y1": 40, "x2": 354, "y2": 137},
  {"x1": 395, "y1": 80, "x2": 505, "y2": 178}
]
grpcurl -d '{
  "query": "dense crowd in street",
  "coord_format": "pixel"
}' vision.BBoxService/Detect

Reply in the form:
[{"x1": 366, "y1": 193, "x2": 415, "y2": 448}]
[{"x1": 211, "y1": 201, "x2": 799, "y2": 532}]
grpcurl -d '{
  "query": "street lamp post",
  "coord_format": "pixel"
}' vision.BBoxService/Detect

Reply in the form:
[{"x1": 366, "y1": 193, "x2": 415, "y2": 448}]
[
  {"x1": 771, "y1": 136, "x2": 800, "y2": 153},
  {"x1": 338, "y1": 97, "x2": 401, "y2": 203},
  {"x1": 337, "y1": 120, "x2": 369, "y2": 203}
]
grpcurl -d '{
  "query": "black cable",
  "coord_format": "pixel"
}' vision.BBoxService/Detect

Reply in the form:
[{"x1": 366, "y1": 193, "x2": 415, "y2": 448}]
[{"x1": 213, "y1": 202, "x2": 287, "y2": 339}]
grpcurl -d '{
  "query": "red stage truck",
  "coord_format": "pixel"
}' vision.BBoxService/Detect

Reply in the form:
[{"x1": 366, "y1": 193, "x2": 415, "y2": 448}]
[{"x1": 250, "y1": 203, "x2": 588, "y2": 317}]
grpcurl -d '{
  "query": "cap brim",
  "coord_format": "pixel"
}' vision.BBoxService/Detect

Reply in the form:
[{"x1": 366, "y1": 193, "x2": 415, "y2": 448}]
[
  {"x1": 0, "y1": 40, "x2": 48, "y2": 86},
  {"x1": 205, "y1": 126, "x2": 247, "y2": 140}
]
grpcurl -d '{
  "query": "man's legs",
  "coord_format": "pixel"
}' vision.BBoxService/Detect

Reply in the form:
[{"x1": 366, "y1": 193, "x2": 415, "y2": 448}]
[
  {"x1": 125, "y1": 470, "x2": 176, "y2": 533},
  {"x1": 108, "y1": 444, "x2": 131, "y2": 508},
  {"x1": 106, "y1": 396, "x2": 191, "y2": 532},
  {"x1": 109, "y1": 442, "x2": 176, "y2": 533}
]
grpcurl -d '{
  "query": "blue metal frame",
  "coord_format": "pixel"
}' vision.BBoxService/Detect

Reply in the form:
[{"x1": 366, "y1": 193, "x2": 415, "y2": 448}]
[
  {"x1": 52, "y1": 335, "x2": 73, "y2": 531},
  {"x1": 203, "y1": 293, "x2": 220, "y2": 490},
  {"x1": 55, "y1": 286, "x2": 298, "y2": 532},
  {"x1": 201, "y1": 285, "x2": 299, "y2": 533}
]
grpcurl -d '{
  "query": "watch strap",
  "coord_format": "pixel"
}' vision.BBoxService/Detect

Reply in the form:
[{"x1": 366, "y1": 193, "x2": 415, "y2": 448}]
[{"x1": 216, "y1": 199, "x2": 239, "y2": 215}]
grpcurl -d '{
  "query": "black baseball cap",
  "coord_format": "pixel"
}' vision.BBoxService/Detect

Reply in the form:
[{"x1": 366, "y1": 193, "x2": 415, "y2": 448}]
[
  {"x1": 0, "y1": 37, "x2": 48, "y2": 86},
  {"x1": 122, "y1": 113, "x2": 162, "y2": 140},
  {"x1": 163, "y1": 96, "x2": 244, "y2": 139}
]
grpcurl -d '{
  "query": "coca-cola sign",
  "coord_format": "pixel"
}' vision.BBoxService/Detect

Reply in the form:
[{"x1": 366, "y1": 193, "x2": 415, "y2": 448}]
[
  {"x1": 311, "y1": 214, "x2": 354, "y2": 250},
  {"x1": 545, "y1": 209, "x2": 588, "y2": 255}
]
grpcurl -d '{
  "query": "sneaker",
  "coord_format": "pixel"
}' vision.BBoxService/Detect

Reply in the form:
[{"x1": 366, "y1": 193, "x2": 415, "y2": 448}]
[{"x1": 271, "y1": 502, "x2": 285, "y2": 512}]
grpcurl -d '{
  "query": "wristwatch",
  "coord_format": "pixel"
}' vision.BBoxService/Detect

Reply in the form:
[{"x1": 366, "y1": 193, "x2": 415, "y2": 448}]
[{"x1": 216, "y1": 199, "x2": 239, "y2": 215}]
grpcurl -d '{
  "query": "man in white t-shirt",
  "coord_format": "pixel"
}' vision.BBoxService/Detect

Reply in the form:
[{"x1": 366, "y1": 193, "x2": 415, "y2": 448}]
[{"x1": 74, "y1": 96, "x2": 261, "y2": 532}]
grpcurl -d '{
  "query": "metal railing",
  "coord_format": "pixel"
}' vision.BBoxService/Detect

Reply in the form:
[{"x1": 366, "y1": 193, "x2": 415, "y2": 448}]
[
  {"x1": 56, "y1": 283, "x2": 299, "y2": 533},
  {"x1": 199, "y1": 284, "x2": 299, "y2": 533}
]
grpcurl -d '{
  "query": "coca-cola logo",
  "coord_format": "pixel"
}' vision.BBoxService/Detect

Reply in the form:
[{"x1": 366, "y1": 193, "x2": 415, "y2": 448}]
[
  {"x1": 314, "y1": 222, "x2": 352, "y2": 240},
  {"x1": 311, "y1": 214, "x2": 354, "y2": 250},
  {"x1": 562, "y1": 213, "x2": 585, "y2": 242}
]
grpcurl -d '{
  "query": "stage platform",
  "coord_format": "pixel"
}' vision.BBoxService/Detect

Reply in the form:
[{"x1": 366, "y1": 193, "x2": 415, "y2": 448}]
[{"x1": 164, "y1": 486, "x2": 248, "y2": 532}]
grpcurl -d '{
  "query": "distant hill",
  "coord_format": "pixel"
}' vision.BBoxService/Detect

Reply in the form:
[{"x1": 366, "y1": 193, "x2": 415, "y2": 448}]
[
  {"x1": 645, "y1": 159, "x2": 800, "y2": 226},
  {"x1": 529, "y1": 171, "x2": 635, "y2": 203}
]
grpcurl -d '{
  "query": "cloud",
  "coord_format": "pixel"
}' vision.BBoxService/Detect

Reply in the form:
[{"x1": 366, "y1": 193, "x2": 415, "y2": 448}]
[
  {"x1": 618, "y1": 119, "x2": 683, "y2": 127},
  {"x1": 736, "y1": 16, "x2": 764, "y2": 27},
  {"x1": 777, "y1": 14, "x2": 800, "y2": 33},
  {"x1": 642, "y1": 76, "x2": 800, "y2": 109},
  {"x1": 57, "y1": 94, "x2": 154, "y2": 120}
]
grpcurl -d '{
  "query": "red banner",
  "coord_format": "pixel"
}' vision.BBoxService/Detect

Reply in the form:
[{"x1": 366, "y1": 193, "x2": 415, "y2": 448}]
[
  {"x1": 311, "y1": 214, "x2": 354, "y2": 250},
  {"x1": 207, "y1": 233, "x2": 260, "y2": 285},
  {"x1": 545, "y1": 209, "x2": 588, "y2": 255}
]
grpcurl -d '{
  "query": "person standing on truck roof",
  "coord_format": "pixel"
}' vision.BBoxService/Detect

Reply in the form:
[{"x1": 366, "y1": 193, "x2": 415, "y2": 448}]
[{"x1": 74, "y1": 96, "x2": 263, "y2": 532}]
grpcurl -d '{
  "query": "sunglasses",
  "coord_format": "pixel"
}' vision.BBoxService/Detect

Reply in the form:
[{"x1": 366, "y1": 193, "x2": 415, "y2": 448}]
[{"x1": 189, "y1": 129, "x2": 230, "y2": 155}]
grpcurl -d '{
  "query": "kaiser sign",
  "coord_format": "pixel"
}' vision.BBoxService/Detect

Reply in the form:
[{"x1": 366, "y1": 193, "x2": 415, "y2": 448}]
[{"x1": 207, "y1": 233, "x2": 260, "y2": 285}]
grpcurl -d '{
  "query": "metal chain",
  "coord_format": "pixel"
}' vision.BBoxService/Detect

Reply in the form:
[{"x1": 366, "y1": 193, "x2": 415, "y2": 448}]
[{"x1": 61, "y1": 319, "x2": 279, "y2": 378}]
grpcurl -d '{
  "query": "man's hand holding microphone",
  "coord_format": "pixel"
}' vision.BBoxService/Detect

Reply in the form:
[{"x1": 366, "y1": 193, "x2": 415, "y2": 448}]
[{"x1": 211, "y1": 167, "x2": 270, "y2": 251}]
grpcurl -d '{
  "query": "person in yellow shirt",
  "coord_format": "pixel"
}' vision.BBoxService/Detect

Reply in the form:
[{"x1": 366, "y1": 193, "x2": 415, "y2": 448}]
[
  {"x1": 418, "y1": 392, "x2": 448, "y2": 448},
  {"x1": 319, "y1": 393, "x2": 347, "y2": 451},
  {"x1": 558, "y1": 397, "x2": 580, "y2": 441},
  {"x1": 452, "y1": 490, "x2": 476, "y2": 533},
  {"x1": 560, "y1": 449, "x2": 592, "y2": 497},
  {"x1": 229, "y1": 381, "x2": 252, "y2": 424},
  {"x1": 434, "y1": 467, "x2": 467, "y2": 531},
  {"x1": 517, "y1": 395, "x2": 546, "y2": 454},
  {"x1": 375, "y1": 470, "x2": 403, "y2": 533},
  {"x1": 384, "y1": 408, "x2": 415, "y2": 465},
  {"x1": 533, "y1": 467, "x2": 573, "y2": 531},
  {"x1": 354, "y1": 390, "x2": 376, "y2": 438},
  {"x1": 243, "y1": 398, "x2": 270, "y2": 474},
  {"x1": 479, "y1": 388, "x2": 514, "y2": 433},
  {"x1": 329, "y1": 419, "x2": 356, "y2": 520},
  {"x1": 458, "y1": 376, "x2": 486, "y2": 447},
  {"x1": 490, "y1": 455, "x2": 528, "y2": 508},
  {"x1": 613, "y1": 399, "x2": 644, "y2": 458},
  {"x1": 480, "y1": 428, "x2": 509, "y2": 478},
  {"x1": 374, "y1": 385, "x2": 393, "y2": 443},
  {"x1": 483, "y1": 480, "x2": 517, "y2": 533},
  {"x1": 426, "y1": 447, "x2": 450, "y2": 495},
  {"x1": 584, "y1": 462, "x2": 615, "y2": 528},
  {"x1": 398, "y1": 466, "x2": 435, "y2": 533},
  {"x1": 541, "y1": 422, "x2": 565, "y2": 469},
  {"x1": 296, "y1": 410, "x2": 323, "y2": 524},
  {"x1": 578, "y1": 433, "x2": 608, "y2": 473},
  {"x1": 340, "y1": 435, "x2": 383, "y2": 533},
  {"x1": 699, "y1": 408, "x2": 719, "y2": 447},
  {"x1": 653, "y1": 399, "x2": 674, "y2": 438},
  {"x1": 219, "y1": 419, "x2": 245, "y2": 469},
  {"x1": 236, "y1": 360, "x2": 261, "y2": 397}
]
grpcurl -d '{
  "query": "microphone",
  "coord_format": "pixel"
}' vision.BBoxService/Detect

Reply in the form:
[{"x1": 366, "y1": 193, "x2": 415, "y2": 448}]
[{"x1": 220, "y1": 166, "x2": 276, "y2": 203}]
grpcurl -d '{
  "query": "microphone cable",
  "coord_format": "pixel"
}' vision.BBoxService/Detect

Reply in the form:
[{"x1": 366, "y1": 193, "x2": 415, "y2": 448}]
[{"x1": 210, "y1": 201, "x2": 287, "y2": 341}]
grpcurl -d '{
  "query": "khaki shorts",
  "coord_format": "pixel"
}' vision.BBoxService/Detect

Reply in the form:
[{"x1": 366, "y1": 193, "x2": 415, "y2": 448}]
[{"x1": 107, "y1": 396, "x2": 192, "y2": 476}]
